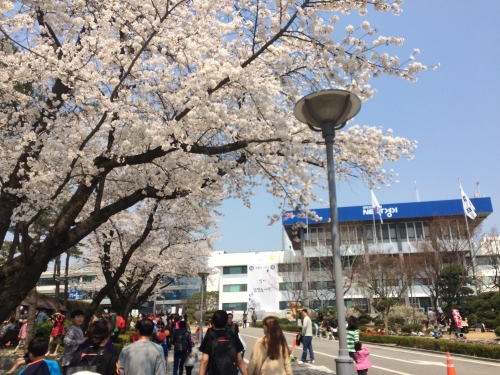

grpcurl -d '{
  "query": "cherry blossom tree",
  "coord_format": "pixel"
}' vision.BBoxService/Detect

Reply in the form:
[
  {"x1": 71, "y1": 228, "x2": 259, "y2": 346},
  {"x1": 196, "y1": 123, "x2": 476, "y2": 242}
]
[
  {"x1": 0, "y1": 0, "x2": 430, "y2": 321},
  {"x1": 79, "y1": 196, "x2": 215, "y2": 325}
]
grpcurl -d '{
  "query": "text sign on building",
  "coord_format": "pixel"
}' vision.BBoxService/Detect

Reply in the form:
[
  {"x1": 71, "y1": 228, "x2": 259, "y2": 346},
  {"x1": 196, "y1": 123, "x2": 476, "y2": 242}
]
[
  {"x1": 282, "y1": 197, "x2": 493, "y2": 225},
  {"x1": 247, "y1": 252, "x2": 279, "y2": 312},
  {"x1": 69, "y1": 289, "x2": 83, "y2": 300}
]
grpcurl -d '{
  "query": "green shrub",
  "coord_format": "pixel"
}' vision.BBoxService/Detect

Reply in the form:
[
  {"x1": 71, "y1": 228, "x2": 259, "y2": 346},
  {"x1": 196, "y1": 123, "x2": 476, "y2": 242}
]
[
  {"x1": 278, "y1": 318, "x2": 291, "y2": 325},
  {"x1": 114, "y1": 343, "x2": 124, "y2": 355},
  {"x1": 493, "y1": 314, "x2": 500, "y2": 329},
  {"x1": 35, "y1": 321, "x2": 54, "y2": 339},
  {"x1": 360, "y1": 334, "x2": 500, "y2": 359},
  {"x1": 483, "y1": 319, "x2": 495, "y2": 329},
  {"x1": 358, "y1": 311, "x2": 372, "y2": 325},
  {"x1": 494, "y1": 326, "x2": 500, "y2": 337},
  {"x1": 117, "y1": 334, "x2": 131, "y2": 345},
  {"x1": 359, "y1": 326, "x2": 367, "y2": 332},
  {"x1": 401, "y1": 324, "x2": 423, "y2": 334},
  {"x1": 373, "y1": 317, "x2": 384, "y2": 326}
]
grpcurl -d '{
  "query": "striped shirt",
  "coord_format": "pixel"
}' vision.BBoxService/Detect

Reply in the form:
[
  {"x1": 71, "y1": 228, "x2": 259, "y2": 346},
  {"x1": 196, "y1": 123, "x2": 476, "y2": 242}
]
[{"x1": 346, "y1": 329, "x2": 359, "y2": 352}]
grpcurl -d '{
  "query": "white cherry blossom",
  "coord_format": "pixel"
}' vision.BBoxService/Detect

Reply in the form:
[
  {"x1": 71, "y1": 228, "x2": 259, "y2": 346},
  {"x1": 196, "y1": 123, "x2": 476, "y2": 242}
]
[{"x1": 0, "y1": 0, "x2": 431, "y2": 322}]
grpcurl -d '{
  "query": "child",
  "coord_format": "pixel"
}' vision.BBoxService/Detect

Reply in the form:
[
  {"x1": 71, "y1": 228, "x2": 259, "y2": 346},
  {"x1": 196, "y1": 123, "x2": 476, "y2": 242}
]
[
  {"x1": 433, "y1": 325, "x2": 442, "y2": 339},
  {"x1": 61, "y1": 310, "x2": 86, "y2": 373},
  {"x1": 46, "y1": 311, "x2": 66, "y2": 356},
  {"x1": 19, "y1": 337, "x2": 62, "y2": 375},
  {"x1": 353, "y1": 341, "x2": 372, "y2": 375},
  {"x1": 13, "y1": 318, "x2": 28, "y2": 354}
]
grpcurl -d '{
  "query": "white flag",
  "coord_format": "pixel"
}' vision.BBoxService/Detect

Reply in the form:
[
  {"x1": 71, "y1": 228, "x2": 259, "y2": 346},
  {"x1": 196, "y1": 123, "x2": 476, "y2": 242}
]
[
  {"x1": 371, "y1": 190, "x2": 383, "y2": 224},
  {"x1": 460, "y1": 184, "x2": 477, "y2": 220}
]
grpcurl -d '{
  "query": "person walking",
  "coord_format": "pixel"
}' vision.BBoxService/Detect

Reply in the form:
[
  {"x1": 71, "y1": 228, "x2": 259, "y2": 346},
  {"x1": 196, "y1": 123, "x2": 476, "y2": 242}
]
[
  {"x1": 247, "y1": 316, "x2": 292, "y2": 375},
  {"x1": 199, "y1": 310, "x2": 247, "y2": 375},
  {"x1": 68, "y1": 319, "x2": 118, "y2": 375},
  {"x1": 251, "y1": 310, "x2": 257, "y2": 328},
  {"x1": 427, "y1": 308, "x2": 436, "y2": 327},
  {"x1": 13, "y1": 318, "x2": 27, "y2": 354},
  {"x1": 242, "y1": 311, "x2": 248, "y2": 329},
  {"x1": 172, "y1": 321, "x2": 192, "y2": 375},
  {"x1": 353, "y1": 341, "x2": 372, "y2": 375},
  {"x1": 346, "y1": 316, "x2": 360, "y2": 362},
  {"x1": 226, "y1": 313, "x2": 239, "y2": 335},
  {"x1": 298, "y1": 309, "x2": 314, "y2": 364},
  {"x1": 118, "y1": 319, "x2": 166, "y2": 375}
]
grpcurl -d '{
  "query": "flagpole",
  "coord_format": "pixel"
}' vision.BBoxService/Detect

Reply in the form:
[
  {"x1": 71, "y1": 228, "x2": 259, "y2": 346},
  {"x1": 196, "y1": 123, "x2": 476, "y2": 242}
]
[
  {"x1": 372, "y1": 207, "x2": 377, "y2": 245},
  {"x1": 458, "y1": 178, "x2": 479, "y2": 294}
]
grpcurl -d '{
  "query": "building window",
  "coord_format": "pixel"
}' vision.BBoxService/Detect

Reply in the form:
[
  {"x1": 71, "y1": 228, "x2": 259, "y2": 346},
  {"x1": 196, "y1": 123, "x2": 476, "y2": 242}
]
[
  {"x1": 476, "y1": 257, "x2": 492, "y2": 266},
  {"x1": 309, "y1": 281, "x2": 334, "y2": 290},
  {"x1": 279, "y1": 301, "x2": 289, "y2": 310},
  {"x1": 82, "y1": 275, "x2": 96, "y2": 282},
  {"x1": 223, "y1": 266, "x2": 247, "y2": 275},
  {"x1": 279, "y1": 282, "x2": 302, "y2": 291},
  {"x1": 222, "y1": 302, "x2": 247, "y2": 311},
  {"x1": 412, "y1": 278, "x2": 430, "y2": 286},
  {"x1": 162, "y1": 289, "x2": 199, "y2": 300},
  {"x1": 38, "y1": 278, "x2": 55, "y2": 286},
  {"x1": 278, "y1": 263, "x2": 302, "y2": 272},
  {"x1": 223, "y1": 284, "x2": 248, "y2": 293}
]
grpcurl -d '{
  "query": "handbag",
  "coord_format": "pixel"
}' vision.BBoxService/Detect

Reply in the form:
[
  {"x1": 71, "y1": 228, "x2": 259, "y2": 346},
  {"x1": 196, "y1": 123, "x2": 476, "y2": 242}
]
[
  {"x1": 296, "y1": 334, "x2": 302, "y2": 346},
  {"x1": 184, "y1": 353, "x2": 196, "y2": 367}
]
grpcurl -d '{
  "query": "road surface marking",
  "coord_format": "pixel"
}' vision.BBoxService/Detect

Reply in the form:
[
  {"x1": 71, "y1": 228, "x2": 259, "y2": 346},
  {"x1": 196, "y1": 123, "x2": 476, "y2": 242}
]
[
  {"x1": 243, "y1": 330, "x2": 500, "y2": 367},
  {"x1": 241, "y1": 333, "x2": 414, "y2": 375}
]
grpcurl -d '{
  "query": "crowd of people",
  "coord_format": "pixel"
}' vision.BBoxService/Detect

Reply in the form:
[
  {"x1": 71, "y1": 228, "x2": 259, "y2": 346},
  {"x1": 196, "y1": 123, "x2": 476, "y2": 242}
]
[{"x1": 1, "y1": 307, "x2": 377, "y2": 375}]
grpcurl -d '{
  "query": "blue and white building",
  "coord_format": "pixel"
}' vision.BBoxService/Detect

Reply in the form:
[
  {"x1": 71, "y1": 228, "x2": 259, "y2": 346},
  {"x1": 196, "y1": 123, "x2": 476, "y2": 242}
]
[{"x1": 206, "y1": 197, "x2": 494, "y2": 313}]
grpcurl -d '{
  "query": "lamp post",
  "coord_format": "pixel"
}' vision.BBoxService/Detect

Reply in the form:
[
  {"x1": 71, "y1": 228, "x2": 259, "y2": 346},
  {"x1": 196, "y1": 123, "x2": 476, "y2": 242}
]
[
  {"x1": 198, "y1": 271, "x2": 210, "y2": 344},
  {"x1": 294, "y1": 89, "x2": 361, "y2": 375}
]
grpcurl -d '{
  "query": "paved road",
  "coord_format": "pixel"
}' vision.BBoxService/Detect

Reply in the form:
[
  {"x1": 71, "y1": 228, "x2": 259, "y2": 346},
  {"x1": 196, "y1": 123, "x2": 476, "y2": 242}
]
[{"x1": 239, "y1": 327, "x2": 500, "y2": 375}]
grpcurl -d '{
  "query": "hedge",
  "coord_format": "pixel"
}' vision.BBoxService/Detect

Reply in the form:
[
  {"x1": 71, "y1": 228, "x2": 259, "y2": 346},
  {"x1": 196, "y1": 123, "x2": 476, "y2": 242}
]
[
  {"x1": 495, "y1": 326, "x2": 500, "y2": 337},
  {"x1": 256, "y1": 321, "x2": 302, "y2": 333},
  {"x1": 401, "y1": 324, "x2": 423, "y2": 334},
  {"x1": 359, "y1": 333, "x2": 500, "y2": 360}
]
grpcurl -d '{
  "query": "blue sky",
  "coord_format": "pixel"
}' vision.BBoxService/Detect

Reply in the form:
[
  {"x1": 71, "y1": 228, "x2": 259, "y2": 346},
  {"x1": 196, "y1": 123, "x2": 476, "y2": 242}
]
[{"x1": 213, "y1": 1, "x2": 500, "y2": 253}]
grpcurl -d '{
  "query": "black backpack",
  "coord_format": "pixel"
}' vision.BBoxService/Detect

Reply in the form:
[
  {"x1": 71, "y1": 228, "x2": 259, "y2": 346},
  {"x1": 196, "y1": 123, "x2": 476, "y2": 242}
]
[
  {"x1": 66, "y1": 348, "x2": 106, "y2": 375},
  {"x1": 174, "y1": 331, "x2": 190, "y2": 353},
  {"x1": 209, "y1": 330, "x2": 238, "y2": 375}
]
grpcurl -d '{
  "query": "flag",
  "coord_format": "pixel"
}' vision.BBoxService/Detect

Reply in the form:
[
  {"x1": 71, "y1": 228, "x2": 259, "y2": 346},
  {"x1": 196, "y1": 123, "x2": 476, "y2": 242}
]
[
  {"x1": 282, "y1": 227, "x2": 296, "y2": 256},
  {"x1": 371, "y1": 190, "x2": 383, "y2": 224},
  {"x1": 460, "y1": 184, "x2": 477, "y2": 220}
]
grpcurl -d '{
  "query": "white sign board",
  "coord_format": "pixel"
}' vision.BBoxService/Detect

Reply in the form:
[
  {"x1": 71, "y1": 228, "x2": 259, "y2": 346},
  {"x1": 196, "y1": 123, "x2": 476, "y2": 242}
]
[{"x1": 247, "y1": 252, "x2": 279, "y2": 312}]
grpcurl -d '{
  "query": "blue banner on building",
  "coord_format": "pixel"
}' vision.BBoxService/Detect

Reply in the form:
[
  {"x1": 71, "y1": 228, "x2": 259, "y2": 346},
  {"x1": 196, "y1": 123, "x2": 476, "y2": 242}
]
[
  {"x1": 69, "y1": 289, "x2": 83, "y2": 300},
  {"x1": 282, "y1": 197, "x2": 493, "y2": 225}
]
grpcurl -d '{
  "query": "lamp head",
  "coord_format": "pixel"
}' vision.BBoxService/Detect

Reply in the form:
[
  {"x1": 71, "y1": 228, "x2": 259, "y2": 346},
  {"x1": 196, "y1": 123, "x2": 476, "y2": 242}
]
[
  {"x1": 198, "y1": 271, "x2": 210, "y2": 278},
  {"x1": 294, "y1": 89, "x2": 361, "y2": 130}
]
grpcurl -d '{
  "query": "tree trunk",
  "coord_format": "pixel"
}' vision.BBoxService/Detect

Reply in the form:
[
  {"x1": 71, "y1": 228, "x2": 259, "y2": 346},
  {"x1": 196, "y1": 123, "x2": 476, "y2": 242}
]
[
  {"x1": 63, "y1": 253, "x2": 70, "y2": 308},
  {"x1": 25, "y1": 288, "x2": 38, "y2": 353},
  {"x1": 53, "y1": 255, "x2": 61, "y2": 308}
]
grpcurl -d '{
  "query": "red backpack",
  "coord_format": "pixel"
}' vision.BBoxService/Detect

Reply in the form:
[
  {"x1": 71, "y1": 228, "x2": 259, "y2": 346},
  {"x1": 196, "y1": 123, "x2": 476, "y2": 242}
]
[{"x1": 116, "y1": 316, "x2": 126, "y2": 330}]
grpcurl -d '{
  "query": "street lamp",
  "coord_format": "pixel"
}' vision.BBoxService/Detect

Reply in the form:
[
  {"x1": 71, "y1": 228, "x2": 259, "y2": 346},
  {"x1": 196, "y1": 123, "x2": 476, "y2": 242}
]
[
  {"x1": 198, "y1": 271, "x2": 210, "y2": 344},
  {"x1": 294, "y1": 89, "x2": 361, "y2": 375}
]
